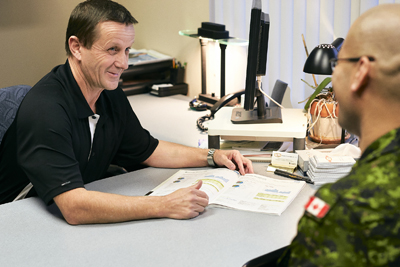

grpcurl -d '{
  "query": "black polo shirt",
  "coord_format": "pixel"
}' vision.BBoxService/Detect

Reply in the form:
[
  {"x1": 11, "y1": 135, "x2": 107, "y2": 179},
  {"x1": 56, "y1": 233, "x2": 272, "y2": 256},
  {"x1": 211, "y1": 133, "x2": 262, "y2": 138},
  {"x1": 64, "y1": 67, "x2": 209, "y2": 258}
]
[{"x1": 0, "y1": 60, "x2": 158, "y2": 205}]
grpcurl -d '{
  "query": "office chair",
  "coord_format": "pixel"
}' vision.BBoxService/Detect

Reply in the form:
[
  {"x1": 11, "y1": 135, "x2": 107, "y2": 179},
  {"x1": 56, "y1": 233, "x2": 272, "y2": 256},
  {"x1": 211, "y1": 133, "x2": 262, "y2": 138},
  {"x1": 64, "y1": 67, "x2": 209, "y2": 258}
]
[
  {"x1": 0, "y1": 85, "x2": 32, "y2": 144},
  {"x1": 267, "y1": 79, "x2": 287, "y2": 108},
  {"x1": 261, "y1": 79, "x2": 288, "y2": 150},
  {"x1": 242, "y1": 246, "x2": 289, "y2": 267}
]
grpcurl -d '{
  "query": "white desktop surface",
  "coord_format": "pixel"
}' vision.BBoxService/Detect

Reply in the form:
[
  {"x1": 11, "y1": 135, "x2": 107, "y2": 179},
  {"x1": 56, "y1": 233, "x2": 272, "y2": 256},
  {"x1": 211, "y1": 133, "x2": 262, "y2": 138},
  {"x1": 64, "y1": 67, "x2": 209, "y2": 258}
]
[
  {"x1": 0, "y1": 166, "x2": 315, "y2": 267},
  {"x1": 0, "y1": 94, "x2": 316, "y2": 267},
  {"x1": 128, "y1": 94, "x2": 209, "y2": 147}
]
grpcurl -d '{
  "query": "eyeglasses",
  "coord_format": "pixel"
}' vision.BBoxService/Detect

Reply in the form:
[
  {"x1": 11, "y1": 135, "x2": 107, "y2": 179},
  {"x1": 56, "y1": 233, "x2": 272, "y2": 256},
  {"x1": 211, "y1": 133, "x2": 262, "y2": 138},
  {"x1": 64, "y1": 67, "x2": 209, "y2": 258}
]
[{"x1": 330, "y1": 56, "x2": 375, "y2": 71}]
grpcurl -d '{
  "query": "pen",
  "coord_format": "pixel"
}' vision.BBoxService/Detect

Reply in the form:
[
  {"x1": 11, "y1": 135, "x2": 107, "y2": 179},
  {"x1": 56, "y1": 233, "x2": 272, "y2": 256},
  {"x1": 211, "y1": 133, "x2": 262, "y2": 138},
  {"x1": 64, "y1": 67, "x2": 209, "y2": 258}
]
[{"x1": 274, "y1": 169, "x2": 314, "y2": 184}]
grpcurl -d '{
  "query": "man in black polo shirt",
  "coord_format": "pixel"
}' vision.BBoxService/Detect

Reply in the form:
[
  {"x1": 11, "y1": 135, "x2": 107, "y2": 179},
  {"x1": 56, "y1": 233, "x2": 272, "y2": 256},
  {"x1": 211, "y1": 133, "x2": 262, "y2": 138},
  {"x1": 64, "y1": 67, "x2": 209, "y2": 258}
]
[{"x1": 0, "y1": 0, "x2": 253, "y2": 225}]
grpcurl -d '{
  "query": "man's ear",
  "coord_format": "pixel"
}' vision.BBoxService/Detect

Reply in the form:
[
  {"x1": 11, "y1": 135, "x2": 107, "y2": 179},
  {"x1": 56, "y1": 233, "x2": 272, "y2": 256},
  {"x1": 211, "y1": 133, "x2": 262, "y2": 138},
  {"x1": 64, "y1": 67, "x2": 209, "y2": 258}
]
[
  {"x1": 350, "y1": 56, "x2": 371, "y2": 93},
  {"x1": 68, "y1": 36, "x2": 82, "y2": 61}
]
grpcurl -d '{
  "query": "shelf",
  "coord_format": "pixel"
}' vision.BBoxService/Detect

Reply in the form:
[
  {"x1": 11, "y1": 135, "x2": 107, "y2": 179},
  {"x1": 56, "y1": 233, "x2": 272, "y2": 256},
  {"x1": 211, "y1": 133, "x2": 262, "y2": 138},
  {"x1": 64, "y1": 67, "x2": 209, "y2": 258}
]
[
  {"x1": 120, "y1": 60, "x2": 173, "y2": 96},
  {"x1": 179, "y1": 30, "x2": 248, "y2": 46}
]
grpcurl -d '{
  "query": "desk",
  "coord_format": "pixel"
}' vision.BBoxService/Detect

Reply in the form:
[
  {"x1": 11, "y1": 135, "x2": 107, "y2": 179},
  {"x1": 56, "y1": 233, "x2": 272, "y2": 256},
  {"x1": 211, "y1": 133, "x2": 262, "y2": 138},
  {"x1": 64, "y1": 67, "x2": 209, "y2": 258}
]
[
  {"x1": 0, "y1": 165, "x2": 315, "y2": 267},
  {"x1": 128, "y1": 94, "x2": 208, "y2": 147},
  {"x1": 0, "y1": 94, "x2": 316, "y2": 266}
]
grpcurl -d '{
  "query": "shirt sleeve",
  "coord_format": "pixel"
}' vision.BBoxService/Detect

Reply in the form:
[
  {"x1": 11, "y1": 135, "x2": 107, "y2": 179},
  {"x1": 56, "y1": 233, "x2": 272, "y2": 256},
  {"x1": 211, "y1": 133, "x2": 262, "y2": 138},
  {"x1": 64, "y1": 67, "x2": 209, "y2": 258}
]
[
  {"x1": 109, "y1": 91, "x2": 159, "y2": 171},
  {"x1": 16, "y1": 90, "x2": 84, "y2": 205}
]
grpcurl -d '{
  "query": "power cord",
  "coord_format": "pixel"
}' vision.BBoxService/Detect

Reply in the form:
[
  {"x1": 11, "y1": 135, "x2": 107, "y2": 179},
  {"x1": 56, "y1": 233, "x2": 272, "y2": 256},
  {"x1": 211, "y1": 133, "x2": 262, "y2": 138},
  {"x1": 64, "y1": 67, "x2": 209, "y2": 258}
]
[
  {"x1": 195, "y1": 82, "x2": 284, "y2": 132},
  {"x1": 189, "y1": 97, "x2": 211, "y2": 132},
  {"x1": 257, "y1": 77, "x2": 284, "y2": 109},
  {"x1": 197, "y1": 114, "x2": 212, "y2": 132}
]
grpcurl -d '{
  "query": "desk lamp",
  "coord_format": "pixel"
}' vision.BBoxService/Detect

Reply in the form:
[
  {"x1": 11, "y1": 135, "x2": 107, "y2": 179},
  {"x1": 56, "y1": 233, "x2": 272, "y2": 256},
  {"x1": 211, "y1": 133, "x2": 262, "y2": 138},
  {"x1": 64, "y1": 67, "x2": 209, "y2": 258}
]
[
  {"x1": 303, "y1": 38, "x2": 346, "y2": 143},
  {"x1": 303, "y1": 38, "x2": 344, "y2": 75}
]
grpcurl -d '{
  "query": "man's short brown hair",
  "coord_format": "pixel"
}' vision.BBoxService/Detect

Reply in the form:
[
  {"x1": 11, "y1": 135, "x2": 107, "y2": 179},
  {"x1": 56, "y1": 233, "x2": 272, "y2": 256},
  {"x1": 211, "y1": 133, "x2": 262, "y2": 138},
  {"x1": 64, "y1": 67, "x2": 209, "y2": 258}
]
[{"x1": 65, "y1": 0, "x2": 138, "y2": 56}]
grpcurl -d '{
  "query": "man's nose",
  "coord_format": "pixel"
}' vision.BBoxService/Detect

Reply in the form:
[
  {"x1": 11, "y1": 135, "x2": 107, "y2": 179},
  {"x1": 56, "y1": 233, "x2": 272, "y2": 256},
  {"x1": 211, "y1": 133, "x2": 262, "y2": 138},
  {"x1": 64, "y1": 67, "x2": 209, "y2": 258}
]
[{"x1": 116, "y1": 51, "x2": 129, "y2": 70}]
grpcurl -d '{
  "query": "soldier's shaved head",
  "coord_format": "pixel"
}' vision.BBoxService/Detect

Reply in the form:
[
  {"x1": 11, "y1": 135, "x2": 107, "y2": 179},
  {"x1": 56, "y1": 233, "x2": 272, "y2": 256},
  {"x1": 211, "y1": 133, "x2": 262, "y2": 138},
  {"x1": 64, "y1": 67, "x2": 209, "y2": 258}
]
[{"x1": 332, "y1": 4, "x2": 400, "y2": 152}]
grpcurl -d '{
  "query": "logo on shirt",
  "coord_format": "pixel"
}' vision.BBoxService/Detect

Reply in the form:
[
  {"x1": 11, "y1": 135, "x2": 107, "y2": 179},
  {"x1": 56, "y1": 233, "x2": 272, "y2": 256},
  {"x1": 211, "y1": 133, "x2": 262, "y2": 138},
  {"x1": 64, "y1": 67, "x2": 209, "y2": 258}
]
[{"x1": 61, "y1": 181, "x2": 71, "y2": 186}]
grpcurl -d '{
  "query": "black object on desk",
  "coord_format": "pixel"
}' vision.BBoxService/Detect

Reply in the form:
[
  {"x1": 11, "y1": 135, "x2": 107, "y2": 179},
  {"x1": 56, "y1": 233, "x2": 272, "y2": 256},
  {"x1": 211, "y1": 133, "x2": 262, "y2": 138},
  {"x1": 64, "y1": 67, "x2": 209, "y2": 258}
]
[
  {"x1": 150, "y1": 64, "x2": 188, "y2": 97},
  {"x1": 120, "y1": 60, "x2": 172, "y2": 96},
  {"x1": 150, "y1": 83, "x2": 188, "y2": 97},
  {"x1": 274, "y1": 169, "x2": 314, "y2": 184},
  {"x1": 170, "y1": 67, "x2": 185, "y2": 84}
]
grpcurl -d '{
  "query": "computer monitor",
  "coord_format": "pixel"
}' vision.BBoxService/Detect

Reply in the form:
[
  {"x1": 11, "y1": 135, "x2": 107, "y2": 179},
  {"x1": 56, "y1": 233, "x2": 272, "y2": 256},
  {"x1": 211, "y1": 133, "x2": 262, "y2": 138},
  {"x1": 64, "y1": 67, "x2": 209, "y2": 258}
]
[{"x1": 231, "y1": 0, "x2": 282, "y2": 124}]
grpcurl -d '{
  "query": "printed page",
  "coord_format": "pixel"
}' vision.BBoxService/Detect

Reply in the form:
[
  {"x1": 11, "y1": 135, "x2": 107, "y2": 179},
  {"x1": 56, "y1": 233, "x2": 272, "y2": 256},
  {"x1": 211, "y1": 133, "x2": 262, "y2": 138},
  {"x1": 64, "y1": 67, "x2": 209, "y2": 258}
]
[
  {"x1": 211, "y1": 174, "x2": 306, "y2": 215},
  {"x1": 148, "y1": 169, "x2": 239, "y2": 202}
]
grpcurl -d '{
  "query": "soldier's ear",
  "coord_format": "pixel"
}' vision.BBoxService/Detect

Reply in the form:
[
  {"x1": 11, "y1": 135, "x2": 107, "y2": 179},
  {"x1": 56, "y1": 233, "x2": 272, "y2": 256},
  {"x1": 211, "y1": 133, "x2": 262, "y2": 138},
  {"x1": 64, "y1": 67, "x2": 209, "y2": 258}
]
[{"x1": 350, "y1": 56, "x2": 371, "y2": 94}]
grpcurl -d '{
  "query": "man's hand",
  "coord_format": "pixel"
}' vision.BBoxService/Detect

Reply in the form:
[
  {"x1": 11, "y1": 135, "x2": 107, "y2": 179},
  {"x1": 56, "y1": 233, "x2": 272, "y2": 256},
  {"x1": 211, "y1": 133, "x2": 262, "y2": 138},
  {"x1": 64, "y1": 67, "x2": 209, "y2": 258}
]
[
  {"x1": 213, "y1": 150, "x2": 254, "y2": 175},
  {"x1": 160, "y1": 180, "x2": 209, "y2": 219}
]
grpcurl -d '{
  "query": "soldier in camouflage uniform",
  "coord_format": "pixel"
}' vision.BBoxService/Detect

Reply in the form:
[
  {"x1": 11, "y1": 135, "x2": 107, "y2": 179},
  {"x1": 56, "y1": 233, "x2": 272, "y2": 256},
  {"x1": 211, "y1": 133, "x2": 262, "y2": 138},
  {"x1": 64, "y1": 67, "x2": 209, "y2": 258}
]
[{"x1": 278, "y1": 4, "x2": 400, "y2": 266}]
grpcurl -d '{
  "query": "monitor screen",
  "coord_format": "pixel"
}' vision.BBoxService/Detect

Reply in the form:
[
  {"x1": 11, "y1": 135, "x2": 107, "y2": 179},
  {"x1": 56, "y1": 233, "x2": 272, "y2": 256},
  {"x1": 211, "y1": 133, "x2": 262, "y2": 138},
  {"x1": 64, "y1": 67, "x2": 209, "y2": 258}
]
[
  {"x1": 243, "y1": 0, "x2": 262, "y2": 111},
  {"x1": 231, "y1": 0, "x2": 282, "y2": 124}
]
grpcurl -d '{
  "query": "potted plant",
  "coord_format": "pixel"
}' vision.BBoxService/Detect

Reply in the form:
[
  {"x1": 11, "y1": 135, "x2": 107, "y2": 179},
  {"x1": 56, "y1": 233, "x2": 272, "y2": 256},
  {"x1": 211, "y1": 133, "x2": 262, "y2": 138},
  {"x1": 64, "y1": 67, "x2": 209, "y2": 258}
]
[{"x1": 301, "y1": 77, "x2": 344, "y2": 144}]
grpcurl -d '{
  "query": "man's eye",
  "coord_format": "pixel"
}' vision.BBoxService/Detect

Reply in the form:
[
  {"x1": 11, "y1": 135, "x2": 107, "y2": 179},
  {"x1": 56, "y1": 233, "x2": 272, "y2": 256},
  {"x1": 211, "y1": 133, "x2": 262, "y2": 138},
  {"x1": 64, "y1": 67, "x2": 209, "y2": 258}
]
[{"x1": 108, "y1": 47, "x2": 117, "y2": 53}]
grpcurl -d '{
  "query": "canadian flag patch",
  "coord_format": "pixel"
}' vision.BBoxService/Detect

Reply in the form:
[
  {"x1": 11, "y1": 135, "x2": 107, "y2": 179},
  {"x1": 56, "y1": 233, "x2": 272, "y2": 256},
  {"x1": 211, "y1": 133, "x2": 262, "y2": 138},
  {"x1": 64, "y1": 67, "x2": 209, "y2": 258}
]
[{"x1": 305, "y1": 196, "x2": 330, "y2": 218}]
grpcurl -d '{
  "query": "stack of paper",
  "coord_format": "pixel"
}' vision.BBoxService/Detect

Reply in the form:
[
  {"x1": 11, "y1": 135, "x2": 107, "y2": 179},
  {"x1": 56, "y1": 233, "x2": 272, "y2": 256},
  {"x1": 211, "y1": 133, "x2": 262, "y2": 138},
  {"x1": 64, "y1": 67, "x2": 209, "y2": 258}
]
[
  {"x1": 307, "y1": 155, "x2": 356, "y2": 185},
  {"x1": 128, "y1": 48, "x2": 172, "y2": 66}
]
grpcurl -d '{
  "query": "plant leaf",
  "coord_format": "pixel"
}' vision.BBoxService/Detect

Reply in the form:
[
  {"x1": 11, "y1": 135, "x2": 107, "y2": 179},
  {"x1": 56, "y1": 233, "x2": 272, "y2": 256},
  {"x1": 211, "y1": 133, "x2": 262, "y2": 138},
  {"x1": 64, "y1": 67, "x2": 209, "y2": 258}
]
[{"x1": 304, "y1": 77, "x2": 332, "y2": 111}]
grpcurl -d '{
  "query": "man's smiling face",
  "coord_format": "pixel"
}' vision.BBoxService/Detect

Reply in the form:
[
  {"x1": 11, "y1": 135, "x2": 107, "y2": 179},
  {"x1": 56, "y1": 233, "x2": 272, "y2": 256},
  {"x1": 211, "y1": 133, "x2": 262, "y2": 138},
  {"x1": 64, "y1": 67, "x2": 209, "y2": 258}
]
[{"x1": 79, "y1": 21, "x2": 135, "y2": 91}]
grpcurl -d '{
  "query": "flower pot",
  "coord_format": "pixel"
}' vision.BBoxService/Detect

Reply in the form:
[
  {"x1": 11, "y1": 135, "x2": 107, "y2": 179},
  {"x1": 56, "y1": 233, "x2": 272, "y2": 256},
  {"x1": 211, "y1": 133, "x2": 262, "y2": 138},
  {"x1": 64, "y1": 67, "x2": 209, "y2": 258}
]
[{"x1": 308, "y1": 99, "x2": 342, "y2": 144}]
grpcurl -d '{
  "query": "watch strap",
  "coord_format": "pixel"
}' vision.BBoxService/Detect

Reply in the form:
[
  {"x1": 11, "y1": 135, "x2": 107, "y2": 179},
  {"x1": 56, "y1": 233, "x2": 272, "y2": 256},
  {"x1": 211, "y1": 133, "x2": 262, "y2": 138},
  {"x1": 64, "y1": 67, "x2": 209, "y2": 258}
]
[{"x1": 207, "y1": 149, "x2": 217, "y2": 167}]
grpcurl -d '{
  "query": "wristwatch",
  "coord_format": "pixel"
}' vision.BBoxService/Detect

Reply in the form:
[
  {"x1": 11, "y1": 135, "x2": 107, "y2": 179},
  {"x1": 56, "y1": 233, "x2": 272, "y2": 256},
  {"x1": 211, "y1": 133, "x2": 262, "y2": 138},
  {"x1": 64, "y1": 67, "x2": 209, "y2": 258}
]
[{"x1": 207, "y1": 149, "x2": 217, "y2": 167}]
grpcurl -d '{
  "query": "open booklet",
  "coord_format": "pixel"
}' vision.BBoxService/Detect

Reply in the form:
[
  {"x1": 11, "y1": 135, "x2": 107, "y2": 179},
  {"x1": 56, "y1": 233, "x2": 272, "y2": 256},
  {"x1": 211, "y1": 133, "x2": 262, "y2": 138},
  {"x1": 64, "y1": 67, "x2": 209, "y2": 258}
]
[{"x1": 147, "y1": 168, "x2": 306, "y2": 216}]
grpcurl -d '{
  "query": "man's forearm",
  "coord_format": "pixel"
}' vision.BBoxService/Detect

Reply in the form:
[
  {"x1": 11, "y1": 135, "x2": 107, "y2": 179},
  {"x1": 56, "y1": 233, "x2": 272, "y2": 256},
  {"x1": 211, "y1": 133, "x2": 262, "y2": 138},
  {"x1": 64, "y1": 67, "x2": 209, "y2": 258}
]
[
  {"x1": 54, "y1": 188, "x2": 165, "y2": 225},
  {"x1": 54, "y1": 183, "x2": 208, "y2": 225},
  {"x1": 144, "y1": 140, "x2": 254, "y2": 174},
  {"x1": 143, "y1": 140, "x2": 209, "y2": 168}
]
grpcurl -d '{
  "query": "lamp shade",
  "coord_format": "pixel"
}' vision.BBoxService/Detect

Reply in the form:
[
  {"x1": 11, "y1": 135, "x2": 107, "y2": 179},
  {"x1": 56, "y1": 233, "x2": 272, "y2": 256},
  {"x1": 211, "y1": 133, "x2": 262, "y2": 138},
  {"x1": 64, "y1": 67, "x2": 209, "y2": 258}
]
[
  {"x1": 303, "y1": 44, "x2": 338, "y2": 75},
  {"x1": 331, "y1": 37, "x2": 344, "y2": 51}
]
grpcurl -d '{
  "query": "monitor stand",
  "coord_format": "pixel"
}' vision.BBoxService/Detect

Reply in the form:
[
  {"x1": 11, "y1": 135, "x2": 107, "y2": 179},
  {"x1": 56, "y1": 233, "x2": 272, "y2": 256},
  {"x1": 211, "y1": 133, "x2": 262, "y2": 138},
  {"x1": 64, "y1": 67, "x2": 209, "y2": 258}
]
[
  {"x1": 231, "y1": 87, "x2": 282, "y2": 124},
  {"x1": 207, "y1": 107, "x2": 307, "y2": 151},
  {"x1": 231, "y1": 106, "x2": 282, "y2": 124}
]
